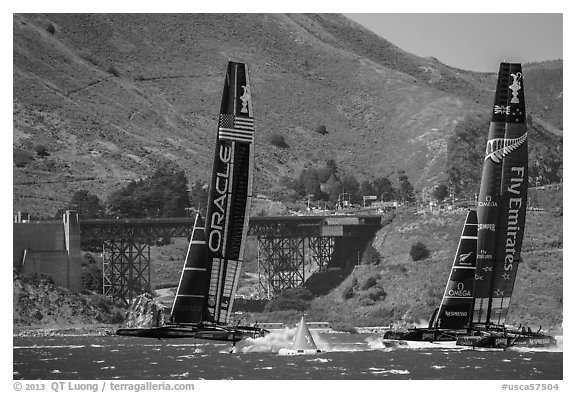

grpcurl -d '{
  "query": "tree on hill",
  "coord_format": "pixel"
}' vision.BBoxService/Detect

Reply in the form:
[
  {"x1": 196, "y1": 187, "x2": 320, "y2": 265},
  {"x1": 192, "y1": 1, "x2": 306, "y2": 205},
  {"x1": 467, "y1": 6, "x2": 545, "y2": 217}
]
[
  {"x1": 317, "y1": 159, "x2": 338, "y2": 183},
  {"x1": 432, "y1": 183, "x2": 449, "y2": 202},
  {"x1": 339, "y1": 175, "x2": 361, "y2": 204},
  {"x1": 410, "y1": 241, "x2": 430, "y2": 261},
  {"x1": 323, "y1": 173, "x2": 342, "y2": 203},
  {"x1": 360, "y1": 180, "x2": 375, "y2": 201},
  {"x1": 397, "y1": 171, "x2": 416, "y2": 203},
  {"x1": 373, "y1": 176, "x2": 396, "y2": 201},
  {"x1": 57, "y1": 189, "x2": 106, "y2": 219},
  {"x1": 297, "y1": 168, "x2": 325, "y2": 200},
  {"x1": 107, "y1": 168, "x2": 191, "y2": 218}
]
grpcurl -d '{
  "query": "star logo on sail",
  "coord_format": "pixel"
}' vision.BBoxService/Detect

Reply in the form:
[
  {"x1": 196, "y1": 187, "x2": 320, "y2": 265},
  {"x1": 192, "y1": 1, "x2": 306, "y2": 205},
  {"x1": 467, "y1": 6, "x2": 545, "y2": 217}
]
[
  {"x1": 502, "y1": 273, "x2": 510, "y2": 280},
  {"x1": 475, "y1": 274, "x2": 484, "y2": 281},
  {"x1": 494, "y1": 289, "x2": 504, "y2": 297},
  {"x1": 512, "y1": 107, "x2": 523, "y2": 123}
]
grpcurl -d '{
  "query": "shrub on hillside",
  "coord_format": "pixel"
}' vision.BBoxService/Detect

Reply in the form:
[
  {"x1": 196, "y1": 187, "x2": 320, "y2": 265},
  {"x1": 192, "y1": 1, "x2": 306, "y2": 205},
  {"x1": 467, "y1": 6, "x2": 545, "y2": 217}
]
[
  {"x1": 90, "y1": 294, "x2": 113, "y2": 314},
  {"x1": 35, "y1": 144, "x2": 50, "y2": 158},
  {"x1": 26, "y1": 272, "x2": 55, "y2": 285},
  {"x1": 107, "y1": 65, "x2": 120, "y2": 77},
  {"x1": 81, "y1": 253, "x2": 103, "y2": 293},
  {"x1": 361, "y1": 244, "x2": 381, "y2": 265},
  {"x1": 341, "y1": 276, "x2": 358, "y2": 300},
  {"x1": 269, "y1": 134, "x2": 289, "y2": 148},
  {"x1": 46, "y1": 23, "x2": 56, "y2": 35},
  {"x1": 315, "y1": 125, "x2": 328, "y2": 135},
  {"x1": 364, "y1": 286, "x2": 387, "y2": 302},
  {"x1": 410, "y1": 241, "x2": 430, "y2": 261},
  {"x1": 360, "y1": 273, "x2": 380, "y2": 290}
]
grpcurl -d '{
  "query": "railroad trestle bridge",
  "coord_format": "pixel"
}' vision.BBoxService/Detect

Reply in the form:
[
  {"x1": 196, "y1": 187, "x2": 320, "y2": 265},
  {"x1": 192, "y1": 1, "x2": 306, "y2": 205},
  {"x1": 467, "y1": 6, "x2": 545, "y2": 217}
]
[{"x1": 80, "y1": 215, "x2": 382, "y2": 304}]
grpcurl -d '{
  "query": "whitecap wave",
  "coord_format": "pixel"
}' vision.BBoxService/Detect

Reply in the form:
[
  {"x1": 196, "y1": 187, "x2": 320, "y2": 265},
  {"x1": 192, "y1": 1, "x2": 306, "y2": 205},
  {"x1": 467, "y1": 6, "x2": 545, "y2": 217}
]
[
  {"x1": 236, "y1": 327, "x2": 296, "y2": 353},
  {"x1": 307, "y1": 358, "x2": 331, "y2": 363}
]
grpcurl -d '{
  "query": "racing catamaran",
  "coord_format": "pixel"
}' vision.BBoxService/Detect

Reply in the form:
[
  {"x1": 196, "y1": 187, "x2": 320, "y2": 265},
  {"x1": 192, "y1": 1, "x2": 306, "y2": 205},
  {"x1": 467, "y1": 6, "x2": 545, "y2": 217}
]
[
  {"x1": 383, "y1": 210, "x2": 478, "y2": 344},
  {"x1": 384, "y1": 62, "x2": 556, "y2": 348},
  {"x1": 117, "y1": 61, "x2": 267, "y2": 343}
]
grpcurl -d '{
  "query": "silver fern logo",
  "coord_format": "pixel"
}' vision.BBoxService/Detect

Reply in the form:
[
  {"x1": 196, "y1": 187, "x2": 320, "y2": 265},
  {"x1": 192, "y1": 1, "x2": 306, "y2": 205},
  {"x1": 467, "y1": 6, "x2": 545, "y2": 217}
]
[{"x1": 485, "y1": 133, "x2": 527, "y2": 163}]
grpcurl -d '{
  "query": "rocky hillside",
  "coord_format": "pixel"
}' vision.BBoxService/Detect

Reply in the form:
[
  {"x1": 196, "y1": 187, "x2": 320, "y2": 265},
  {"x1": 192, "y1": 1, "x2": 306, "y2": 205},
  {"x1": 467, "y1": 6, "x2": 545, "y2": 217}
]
[
  {"x1": 13, "y1": 270, "x2": 124, "y2": 329},
  {"x1": 13, "y1": 14, "x2": 562, "y2": 217}
]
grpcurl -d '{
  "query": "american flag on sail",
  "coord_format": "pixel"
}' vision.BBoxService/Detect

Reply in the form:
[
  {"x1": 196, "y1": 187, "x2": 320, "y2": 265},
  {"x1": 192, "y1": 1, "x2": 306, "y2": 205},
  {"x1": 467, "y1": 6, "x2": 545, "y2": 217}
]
[{"x1": 218, "y1": 114, "x2": 254, "y2": 143}]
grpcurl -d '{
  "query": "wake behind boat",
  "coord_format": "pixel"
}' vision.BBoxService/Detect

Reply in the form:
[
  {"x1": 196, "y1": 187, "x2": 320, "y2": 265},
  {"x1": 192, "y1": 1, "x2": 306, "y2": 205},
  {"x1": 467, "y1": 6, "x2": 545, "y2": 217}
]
[
  {"x1": 117, "y1": 61, "x2": 267, "y2": 344},
  {"x1": 383, "y1": 62, "x2": 555, "y2": 349}
]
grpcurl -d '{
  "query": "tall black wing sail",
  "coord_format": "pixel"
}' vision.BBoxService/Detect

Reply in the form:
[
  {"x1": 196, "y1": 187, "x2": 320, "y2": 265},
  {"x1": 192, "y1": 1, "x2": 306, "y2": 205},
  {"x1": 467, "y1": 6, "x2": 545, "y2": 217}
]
[
  {"x1": 432, "y1": 210, "x2": 478, "y2": 329},
  {"x1": 204, "y1": 61, "x2": 254, "y2": 324},
  {"x1": 487, "y1": 63, "x2": 528, "y2": 325},
  {"x1": 472, "y1": 63, "x2": 510, "y2": 325},
  {"x1": 472, "y1": 63, "x2": 528, "y2": 325}
]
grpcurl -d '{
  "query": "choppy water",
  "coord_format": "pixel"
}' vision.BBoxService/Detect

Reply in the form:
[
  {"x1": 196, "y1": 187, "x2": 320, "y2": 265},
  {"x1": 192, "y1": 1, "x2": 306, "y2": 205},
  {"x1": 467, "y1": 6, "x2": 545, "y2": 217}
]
[{"x1": 13, "y1": 330, "x2": 562, "y2": 380}]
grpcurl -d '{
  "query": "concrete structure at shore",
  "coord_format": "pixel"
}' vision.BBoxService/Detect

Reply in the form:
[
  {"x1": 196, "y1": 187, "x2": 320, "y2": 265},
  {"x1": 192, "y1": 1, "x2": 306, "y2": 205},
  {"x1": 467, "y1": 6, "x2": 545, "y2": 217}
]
[{"x1": 13, "y1": 211, "x2": 82, "y2": 292}]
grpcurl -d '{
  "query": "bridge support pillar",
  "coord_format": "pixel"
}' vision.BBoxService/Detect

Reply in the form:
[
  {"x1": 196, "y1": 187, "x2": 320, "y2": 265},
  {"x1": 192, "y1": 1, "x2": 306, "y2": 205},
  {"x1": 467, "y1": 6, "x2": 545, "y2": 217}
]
[
  {"x1": 308, "y1": 236, "x2": 335, "y2": 272},
  {"x1": 257, "y1": 236, "x2": 306, "y2": 299},
  {"x1": 103, "y1": 239, "x2": 151, "y2": 305}
]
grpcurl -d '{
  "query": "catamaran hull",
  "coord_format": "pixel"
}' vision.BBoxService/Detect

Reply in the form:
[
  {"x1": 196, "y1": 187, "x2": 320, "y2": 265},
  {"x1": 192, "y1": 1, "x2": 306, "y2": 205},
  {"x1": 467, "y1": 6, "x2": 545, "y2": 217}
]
[
  {"x1": 383, "y1": 328, "x2": 472, "y2": 345},
  {"x1": 456, "y1": 334, "x2": 556, "y2": 349},
  {"x1": 384, "y1": 329, "x2": 467, "y2": 341},
  {"x1": 116, "y1": 325, "x2": 268, "y2": 342}
]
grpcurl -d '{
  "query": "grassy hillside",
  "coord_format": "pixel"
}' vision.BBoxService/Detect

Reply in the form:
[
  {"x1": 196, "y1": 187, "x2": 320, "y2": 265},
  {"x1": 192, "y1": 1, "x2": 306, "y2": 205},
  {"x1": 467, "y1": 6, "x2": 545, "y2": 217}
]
[{"x1": 13, "y1": 14, "x2": 562, "y2": 218}]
